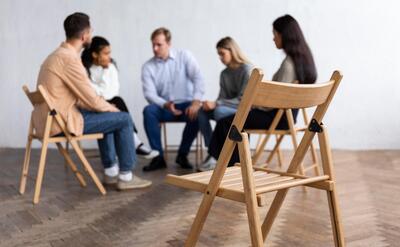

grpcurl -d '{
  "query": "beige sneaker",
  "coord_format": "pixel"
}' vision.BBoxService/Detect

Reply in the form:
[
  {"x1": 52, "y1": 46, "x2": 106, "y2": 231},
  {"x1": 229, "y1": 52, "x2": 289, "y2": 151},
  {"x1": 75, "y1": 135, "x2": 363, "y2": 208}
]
[
  {"x1": 103, "y1": 174, "x2": 118, "y2": 185},
  {"x1": 117, "y1": 175, "x2": 152, "y2": 190}
]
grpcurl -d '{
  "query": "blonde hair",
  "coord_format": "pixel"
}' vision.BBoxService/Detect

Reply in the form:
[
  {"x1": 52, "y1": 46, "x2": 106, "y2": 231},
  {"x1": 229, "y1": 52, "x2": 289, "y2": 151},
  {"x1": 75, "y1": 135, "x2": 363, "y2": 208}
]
[{"x1": 216, "y1": 37, "x2": 250, "y2": 65}]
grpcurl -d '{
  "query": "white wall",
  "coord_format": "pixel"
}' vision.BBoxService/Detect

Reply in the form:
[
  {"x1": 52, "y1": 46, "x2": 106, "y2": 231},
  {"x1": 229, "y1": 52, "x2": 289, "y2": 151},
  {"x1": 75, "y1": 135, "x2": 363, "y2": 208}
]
[{"x1": 1, "y1": 0, "x2": 399, "y2": 149}]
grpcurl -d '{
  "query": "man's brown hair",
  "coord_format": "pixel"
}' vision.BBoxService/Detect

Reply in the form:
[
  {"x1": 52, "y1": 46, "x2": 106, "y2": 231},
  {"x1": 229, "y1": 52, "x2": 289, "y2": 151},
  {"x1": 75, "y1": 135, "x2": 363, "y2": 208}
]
[
  {"x1": 151, "y1": 27, "x2": 171, "y2": 42},
  {"x1": 64, "y1": 12, "x2": 90, "y2": 39}
]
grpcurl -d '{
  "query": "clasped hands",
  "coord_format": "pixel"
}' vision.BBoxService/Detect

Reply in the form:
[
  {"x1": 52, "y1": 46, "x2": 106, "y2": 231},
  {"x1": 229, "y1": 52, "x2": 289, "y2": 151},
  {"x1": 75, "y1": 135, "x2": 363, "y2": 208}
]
[{"x1": 164, "y1": 100, "x2": 213, "y2": 121}]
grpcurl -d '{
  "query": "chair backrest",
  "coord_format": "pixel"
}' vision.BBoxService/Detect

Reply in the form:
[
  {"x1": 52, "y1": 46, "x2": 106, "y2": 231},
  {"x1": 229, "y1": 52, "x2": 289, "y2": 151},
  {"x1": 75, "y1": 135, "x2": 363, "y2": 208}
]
[
  {"x1": 23, "y1": 85, "x2": 45, "y2": 106},
  {"x1": 231, "y1": 68, "x2": 342, "y2": 130},
  {"x1": 253, "y1": 77, "x2": 336, "y2": 109},
  {"x1": 213, "y1": 68, "x2": 342, "y2": 175},
  {"x1": 247, "y1": 69, "x2": 342, "y2": 172},
  {"x1": 22, "y1": 85, "x2": 71, "y2": 138}
]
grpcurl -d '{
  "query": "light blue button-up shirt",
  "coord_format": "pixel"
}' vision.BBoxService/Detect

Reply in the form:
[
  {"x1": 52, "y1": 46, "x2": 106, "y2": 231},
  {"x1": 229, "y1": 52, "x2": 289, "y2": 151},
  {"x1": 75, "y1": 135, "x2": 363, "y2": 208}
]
[{"x1": 141, "y1": 49, "x2": 205, "y2": 107}]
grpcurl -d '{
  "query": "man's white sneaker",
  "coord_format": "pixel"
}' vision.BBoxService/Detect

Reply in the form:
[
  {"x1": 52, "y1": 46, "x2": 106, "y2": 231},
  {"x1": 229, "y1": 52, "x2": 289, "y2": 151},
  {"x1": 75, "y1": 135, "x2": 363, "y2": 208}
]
[
  {"x1": 136, "y1": 143, "x2": 159, "y2": 159},
  {"x1": 117, "y1": 175, "x2": 152, "y2": 190},
  {"x1": 198, "y1": 155, "x2": 217, "y2": 172}
]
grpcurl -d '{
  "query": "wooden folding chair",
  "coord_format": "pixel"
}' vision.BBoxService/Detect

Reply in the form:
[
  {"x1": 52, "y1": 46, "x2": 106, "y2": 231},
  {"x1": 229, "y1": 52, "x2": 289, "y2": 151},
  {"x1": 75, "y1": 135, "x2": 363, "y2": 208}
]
[
  {"x1": 166, "y1": 68, "x2": 344, "y2": 246},
  {"x1": 249, "y1": 107, "x2": 320, "y2": 176},
  {"x1": 161, "y1": 122, "x2": 204, "y2": 167},
  {"x1": 19, "y1": 85, "x2": 106, "y2": 204}
]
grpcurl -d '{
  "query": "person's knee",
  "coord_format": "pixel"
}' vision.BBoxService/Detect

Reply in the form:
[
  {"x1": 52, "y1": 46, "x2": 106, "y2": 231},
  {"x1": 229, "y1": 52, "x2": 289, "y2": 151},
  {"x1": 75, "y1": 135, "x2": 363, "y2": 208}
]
[
  {"x1": 119, "y1": 112, "x2": 133, "y2": 127},
  {"x1": 143, "y1": 104, "x2": 160, "y2": 118},
  {"x1": 214, "y1": 107, "x2": 235, "y2": 121}
]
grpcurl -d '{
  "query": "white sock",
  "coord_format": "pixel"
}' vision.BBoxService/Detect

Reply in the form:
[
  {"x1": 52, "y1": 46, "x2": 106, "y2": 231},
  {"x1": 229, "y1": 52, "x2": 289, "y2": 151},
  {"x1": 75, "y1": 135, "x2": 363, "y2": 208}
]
[
  {"x1": 104, "y1": 163, "x2": 119, "y2": 177},
  {"x1": 209, "y1": 156, "x2": 217, "y2": 164},
  {"x1": 119, "y1": 171, "x2": 132, "y2": 182},
  {"x1": 133, "y1": 133, "x2": 142, "y2": 149}
]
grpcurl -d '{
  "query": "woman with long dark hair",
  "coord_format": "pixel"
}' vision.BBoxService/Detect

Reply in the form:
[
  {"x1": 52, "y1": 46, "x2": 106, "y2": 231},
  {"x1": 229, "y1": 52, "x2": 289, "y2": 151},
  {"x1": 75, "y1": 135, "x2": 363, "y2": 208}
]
[
  {"x1": 81, "y1": 36, "x2": 158, "y2": 159},
  {"x1": 203, "y1": 14, "x2": 317, "y2": 169}
]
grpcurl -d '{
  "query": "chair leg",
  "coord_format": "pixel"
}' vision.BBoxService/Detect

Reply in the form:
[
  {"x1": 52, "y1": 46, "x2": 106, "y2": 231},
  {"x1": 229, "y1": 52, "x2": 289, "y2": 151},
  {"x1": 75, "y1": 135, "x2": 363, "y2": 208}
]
[
  {"x1": 19, "y1": 136, "x2": 33, "y2": 194},
  {"x1": 309, "y1": 141, "x2": 321, "y2": 175},
  {"x1": 199, "y1": 132, "x2": 204, "y2": 165},
  {"x1": 264, "y1": 135, "x2": 284, "y2": 167},
  {"x1": 276, "y1": 144, "x2": 284, "y2": 168},
  {"x1": 327, "y1": 185, "x2": 345, "y2": 246},
  {"x1": 69, "y1": 140, "x2": 106, "y2": 195},
  {"x1": 285, "y1": 110, "x2": 306, "y2": 176},
  {"x1": 185, "y1": 139, "x2": 239, "y2": 246},
  {"x1": 64, "y1": 141, "x2": 70, "y2": 171},
  {"x1": 254, "y1": 134, "x2": 264, "y2": 156},
  {"x1": 162, "y1": 123, "x2": 168, "y2": 162},
  {"x1": 56, "y1": 143, "x2": 87, "y2": 187},
  {"x1": 238, "y1": 133, "x2": 264, "y2": 246},
  {"x1": 33, "y1": 141, "x2": 49, "y2": 204},
  {"x1": 195, "y1": 132, "x2": 200, "y2": 169},
  {"x1": 253, "y1": 134, "x2": 272, "y2": 164},
  {"x1": 261, "y1": 189, "x2": 289, "y2": 240}
]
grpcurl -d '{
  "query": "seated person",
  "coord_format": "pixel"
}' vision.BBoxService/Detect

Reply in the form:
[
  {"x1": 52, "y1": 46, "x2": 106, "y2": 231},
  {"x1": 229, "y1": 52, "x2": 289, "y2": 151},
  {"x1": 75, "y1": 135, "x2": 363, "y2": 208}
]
[
  {"x1": 81, "y1": 36, "x2": 158, "y2": 159},
  {"x1": 32, "y1": 12, "x2": 151, "y2": 190},
  {"x1": 197, "y1": 37, "x2": 253, "y2": 171},
  {"x1": 141, "y1": 27, "x2": 205, "y2": 171},
  {"x1": 205, "y1": 14, "x2": 317, "y2": 167}
]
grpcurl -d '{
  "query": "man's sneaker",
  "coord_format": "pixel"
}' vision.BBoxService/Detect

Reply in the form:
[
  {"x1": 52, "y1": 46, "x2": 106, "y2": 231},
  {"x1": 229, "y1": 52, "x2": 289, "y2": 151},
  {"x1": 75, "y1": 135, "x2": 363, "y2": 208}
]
[
  {"x1": 175, "y1": 155, "x2": 193, "y2": 169},
  {"x1": 136, "y1": 143, "x2": 159, "y2": 159},
  {"x1": 198, "y1": 155, "x2": 217, "y2": 172},
  {"x1": 103, "y1": 174, "x2": 118, "y2": 185},
  {"x1": 117, "y1": 175, "x2": 152, "y2": 190},
  {"x1": 142, "y1": 155, "x2": 167, "y2": 172}
]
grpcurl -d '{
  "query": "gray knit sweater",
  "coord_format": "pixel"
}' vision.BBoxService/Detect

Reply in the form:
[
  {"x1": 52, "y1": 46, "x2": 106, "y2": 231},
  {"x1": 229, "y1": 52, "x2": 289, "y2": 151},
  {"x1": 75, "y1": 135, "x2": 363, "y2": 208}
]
[
  {"x1": 216, "y1": 63, "x2": 253, "y2": 108},
  {"x1": 260, "y1": 56, "x2": 297, "y2": 112},
  {"x1": 272, "y1": 56, "x2": 296, "y2": 83}
]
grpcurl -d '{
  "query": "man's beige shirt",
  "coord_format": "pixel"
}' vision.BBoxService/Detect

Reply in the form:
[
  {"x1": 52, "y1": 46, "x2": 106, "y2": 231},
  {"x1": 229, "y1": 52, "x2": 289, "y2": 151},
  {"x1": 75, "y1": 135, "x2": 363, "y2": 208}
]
[{"x1": 32, "y1": 42, "x2": 115, "y2": 137}]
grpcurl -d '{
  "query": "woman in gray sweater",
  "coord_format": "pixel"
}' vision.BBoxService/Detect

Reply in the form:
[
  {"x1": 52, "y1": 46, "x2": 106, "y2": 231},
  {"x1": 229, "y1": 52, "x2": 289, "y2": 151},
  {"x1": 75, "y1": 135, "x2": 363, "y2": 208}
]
[
  {"x1": 202, "y1": 14, "x2": 317, "y2": 170},
  {"x1": 197, "y1": 37, "x2": 252, "y2": 171}
]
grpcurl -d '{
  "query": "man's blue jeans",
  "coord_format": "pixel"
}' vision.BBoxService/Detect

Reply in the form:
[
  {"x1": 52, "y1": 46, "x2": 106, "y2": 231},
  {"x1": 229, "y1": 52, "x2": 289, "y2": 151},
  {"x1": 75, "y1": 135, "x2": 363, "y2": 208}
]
[
  {"x1": 143, "y1": 102, "x2": 199, "y2": 157},
  {"x1": 80, "y1": 109, "x2": 136, "y2": 172},
  {"x1": 197, "y1": 105, "x2": 237, "y2": 147}
]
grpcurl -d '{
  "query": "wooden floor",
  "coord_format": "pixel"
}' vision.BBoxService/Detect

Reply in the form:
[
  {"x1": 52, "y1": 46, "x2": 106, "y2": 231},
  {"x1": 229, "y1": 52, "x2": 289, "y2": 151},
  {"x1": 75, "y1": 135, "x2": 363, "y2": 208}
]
[{"x1": 0, "y1": 147, "x2": 399, "y2": 247}]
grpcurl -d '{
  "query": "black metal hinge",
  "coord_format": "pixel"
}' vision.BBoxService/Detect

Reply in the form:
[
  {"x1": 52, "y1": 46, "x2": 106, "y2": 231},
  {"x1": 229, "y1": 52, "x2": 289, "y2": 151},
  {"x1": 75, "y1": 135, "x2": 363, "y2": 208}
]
[
  {"x1": 50, "y1": 109, "x2": 57, "y2": 116},
  {"x1": 228, "y1": 125, "x2": 242, "y2": 142},
  {"x1": 308, "y1": 119, "x2": 323, "y2": 133}
]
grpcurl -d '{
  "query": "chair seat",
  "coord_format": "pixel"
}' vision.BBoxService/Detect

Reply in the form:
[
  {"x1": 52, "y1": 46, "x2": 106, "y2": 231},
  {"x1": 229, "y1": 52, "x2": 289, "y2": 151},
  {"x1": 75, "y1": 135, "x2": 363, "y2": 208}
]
[
  {"x1": 32, "y1": 133, "x2": 103, "y2": 143},
  {"x1": 245, "y1": 126, "x2": 307, "y2": 135},
  {"x1": 166, "y1": 166, "x2": 329, "y2": 207}
]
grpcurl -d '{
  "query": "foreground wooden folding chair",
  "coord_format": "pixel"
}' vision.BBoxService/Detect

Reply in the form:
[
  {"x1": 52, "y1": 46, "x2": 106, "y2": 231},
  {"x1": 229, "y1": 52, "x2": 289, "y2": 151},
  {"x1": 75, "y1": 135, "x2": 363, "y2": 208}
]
[
  {"x1": 20, "y1": 85, "x2": 106, "y2": 204},
  {"x1": 166, "y1": 68, "x2": 344, "y2": 246},
  {"x1": 249, "y1": 107, "x2": 320, "y2": 176}
]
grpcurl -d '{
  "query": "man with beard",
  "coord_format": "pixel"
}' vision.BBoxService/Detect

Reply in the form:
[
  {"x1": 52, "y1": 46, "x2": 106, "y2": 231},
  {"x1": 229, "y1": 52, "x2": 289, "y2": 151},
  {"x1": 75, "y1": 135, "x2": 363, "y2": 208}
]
[{"x1": 33, "y1": 12, "x2": 151, "y2": 190}]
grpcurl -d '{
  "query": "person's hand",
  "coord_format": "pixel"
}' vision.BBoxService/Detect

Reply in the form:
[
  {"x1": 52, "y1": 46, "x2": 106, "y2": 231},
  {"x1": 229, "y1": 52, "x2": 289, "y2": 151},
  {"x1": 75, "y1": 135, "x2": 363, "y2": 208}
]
[
  {"x1": 164, "y1": 101, "x2": 182, "y2": 116},
  {"x1": 203, "y1": 101, "x2": 216, "y2": 111},
  {"x1": 185, "y1": 100, "x2": 202, "y2": 121},
  {"x1": 109, "y1": 105, "x2": 120, "y2": 112}
]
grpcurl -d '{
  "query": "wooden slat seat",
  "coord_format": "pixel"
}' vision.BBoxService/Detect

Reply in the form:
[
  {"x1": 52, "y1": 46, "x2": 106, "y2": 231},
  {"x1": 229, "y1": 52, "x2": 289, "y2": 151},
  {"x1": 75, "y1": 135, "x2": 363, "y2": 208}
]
[
  {"x1": 31, "y1": 133, "x2": 103, "y2": 142},
  {"x1": 166, "y1": 166, "x2": 328, "y2": 206}
]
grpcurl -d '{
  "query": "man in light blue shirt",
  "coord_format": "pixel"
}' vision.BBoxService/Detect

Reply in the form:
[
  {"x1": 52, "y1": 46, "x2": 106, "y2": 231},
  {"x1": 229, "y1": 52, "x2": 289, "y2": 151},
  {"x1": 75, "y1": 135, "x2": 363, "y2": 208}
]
[{"x1": 141, "y1": 27, "x2": 205, "y2": 171}]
